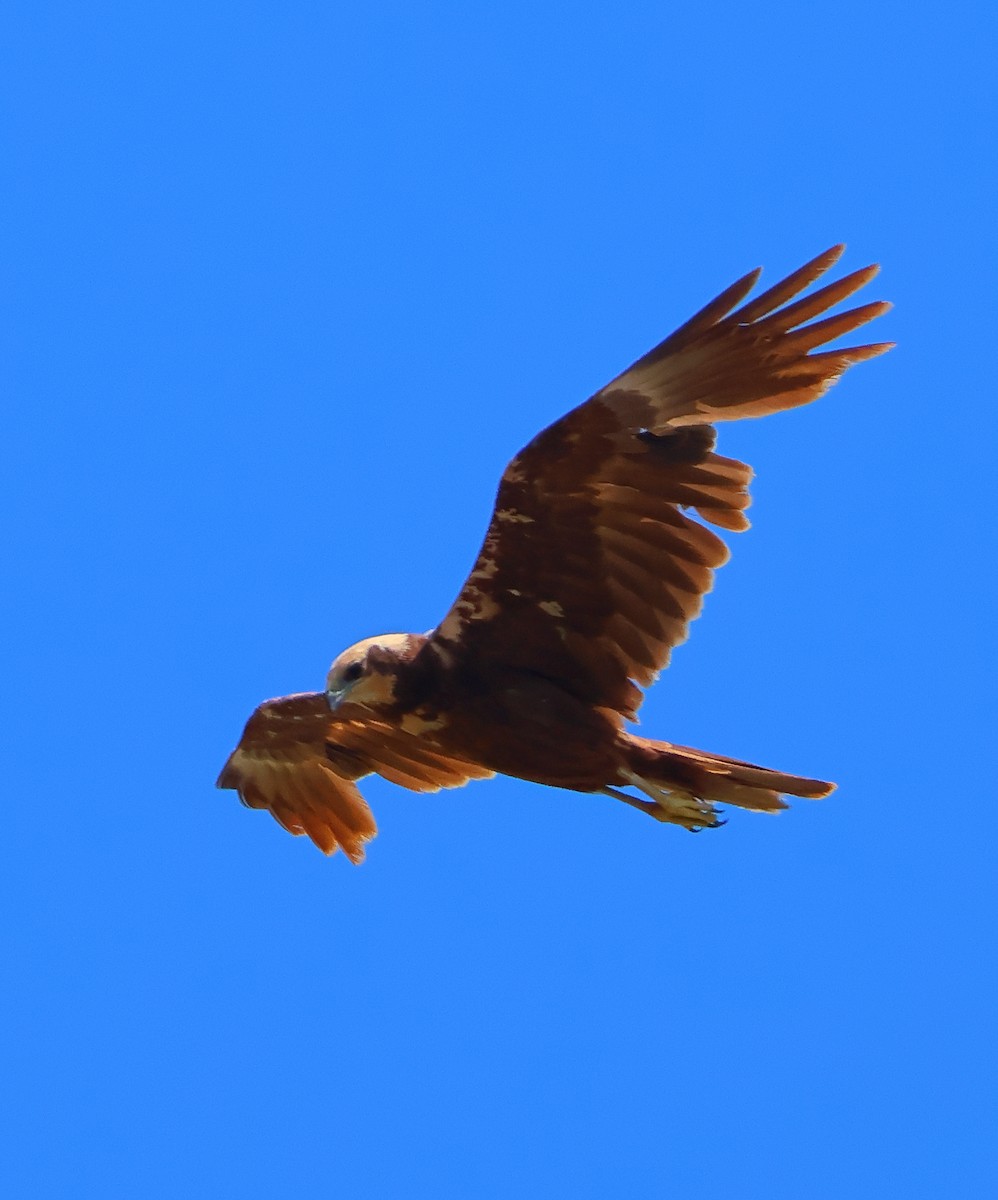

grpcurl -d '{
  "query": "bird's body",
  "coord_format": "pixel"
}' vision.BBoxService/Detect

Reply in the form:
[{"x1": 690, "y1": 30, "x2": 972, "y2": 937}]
[{"x1": 218, "y1": 246, "x2": 892, "y2": 861}]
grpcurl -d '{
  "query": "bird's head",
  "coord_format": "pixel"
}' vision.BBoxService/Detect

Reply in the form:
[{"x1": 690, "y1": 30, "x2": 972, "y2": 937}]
[{"x1": 325, "y1": 633, "x2": 424, "y2": 712}]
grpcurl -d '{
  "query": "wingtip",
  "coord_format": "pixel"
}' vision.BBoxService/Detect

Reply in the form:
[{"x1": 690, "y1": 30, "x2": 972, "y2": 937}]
[
  {"x1": 333, "y1": 825, "x2": 377, "y2": 864},
  {"x1": 811, "y1": 243, "x2": 847, "y2": 272},
  {"x1": 845, "y1": 340, "x2": 896, "y2": 363},
  {"x1": 847, "y1": 263, "x2": 881, "y2": 290},
  {"x1": 757, "y1": 245, "x2": 846, "y2": 282}
]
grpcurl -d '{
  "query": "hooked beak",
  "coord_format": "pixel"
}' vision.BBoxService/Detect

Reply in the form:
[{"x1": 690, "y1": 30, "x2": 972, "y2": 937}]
[{"x1": 325, "y1": 687, "x2": 346, "y2": 712}]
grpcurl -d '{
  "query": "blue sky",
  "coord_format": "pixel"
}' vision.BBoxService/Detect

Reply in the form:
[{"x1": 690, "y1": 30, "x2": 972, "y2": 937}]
[{"x1": 2, "y1": 2, "x2": 995, "y2": 1197}]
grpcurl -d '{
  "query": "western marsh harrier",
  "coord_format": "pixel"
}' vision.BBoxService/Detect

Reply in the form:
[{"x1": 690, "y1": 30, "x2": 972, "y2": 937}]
[{"x1": 218, "y1": 246, "x2": 891, "y2": 861}]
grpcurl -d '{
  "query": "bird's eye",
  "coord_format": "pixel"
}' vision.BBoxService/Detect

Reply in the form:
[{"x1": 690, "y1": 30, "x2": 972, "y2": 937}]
[{"x1": 341, "y1": 662, "x2": 364, "y2": 684}]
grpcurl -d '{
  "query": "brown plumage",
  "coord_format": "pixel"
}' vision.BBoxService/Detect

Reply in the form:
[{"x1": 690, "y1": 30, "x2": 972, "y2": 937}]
[{"x1": 217, "y1": 245, "x2": 892, "y2": 860}]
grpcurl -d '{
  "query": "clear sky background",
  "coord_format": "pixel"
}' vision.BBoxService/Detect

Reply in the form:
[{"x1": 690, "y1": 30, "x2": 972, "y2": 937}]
[{"x1": 2, "y1": 3, "x2": 995, "y2": 1197}]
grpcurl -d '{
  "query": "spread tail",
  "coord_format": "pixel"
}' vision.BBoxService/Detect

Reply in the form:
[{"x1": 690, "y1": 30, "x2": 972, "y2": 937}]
[{"x1": 614, "y1": 734, "x2": 834, "y2": 830}]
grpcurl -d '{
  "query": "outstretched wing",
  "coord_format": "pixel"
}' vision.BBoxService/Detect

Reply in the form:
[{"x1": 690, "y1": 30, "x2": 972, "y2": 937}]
[
  {"x1": 429, "y1": 245, "x2": 892, "y2": 721},
  {"x1": 217, "y1": 693, "x2": 494, "y2": 859}
]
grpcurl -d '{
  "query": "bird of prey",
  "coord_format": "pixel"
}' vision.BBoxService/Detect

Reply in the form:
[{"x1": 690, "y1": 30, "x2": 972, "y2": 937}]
[{"x1": 218, "y1": 245, "x2": 891, "y2": 862}]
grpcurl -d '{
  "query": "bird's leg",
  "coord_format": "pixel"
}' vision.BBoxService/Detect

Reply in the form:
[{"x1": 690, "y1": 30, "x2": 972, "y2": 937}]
[
  {"x1": 600, "y1": 786, "x2": 663, "y2": 820},
  {"x1": 602, "y1": 773, "x2": 725, "y2": 833}
]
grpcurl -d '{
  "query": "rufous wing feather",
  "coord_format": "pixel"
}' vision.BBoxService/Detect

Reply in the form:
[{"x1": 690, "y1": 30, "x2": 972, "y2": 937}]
[
  {"x1": 216, "y1": 693, "x2": 377, "y2": 862},
  {"x1": 217, "y1": 694, "x2": 496, "y2": 858}
]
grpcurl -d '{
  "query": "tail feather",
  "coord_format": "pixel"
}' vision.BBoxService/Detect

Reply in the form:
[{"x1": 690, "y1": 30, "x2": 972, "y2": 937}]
[{"x1": 624, "y1": 734, "x2": 834, "y2": 816}]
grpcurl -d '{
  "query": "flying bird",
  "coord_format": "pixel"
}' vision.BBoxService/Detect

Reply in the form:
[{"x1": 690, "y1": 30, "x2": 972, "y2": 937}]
[{"x1": 218, "y1": 245, "x2": 892, "y2": 862}]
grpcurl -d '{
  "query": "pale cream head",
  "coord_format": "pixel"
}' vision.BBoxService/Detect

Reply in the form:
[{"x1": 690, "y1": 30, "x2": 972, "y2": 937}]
[{"x1": 325, "y1": 633, "x2": 417, "y2": 711}]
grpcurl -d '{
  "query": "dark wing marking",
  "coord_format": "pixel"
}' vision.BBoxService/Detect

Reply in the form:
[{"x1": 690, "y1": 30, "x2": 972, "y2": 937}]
[
  {"x1": 217, "y1": 692, "x2": 493, "y2": 859},
  {"x1": 430, "y1": 245, "x2": 892, "y2": 720}
]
